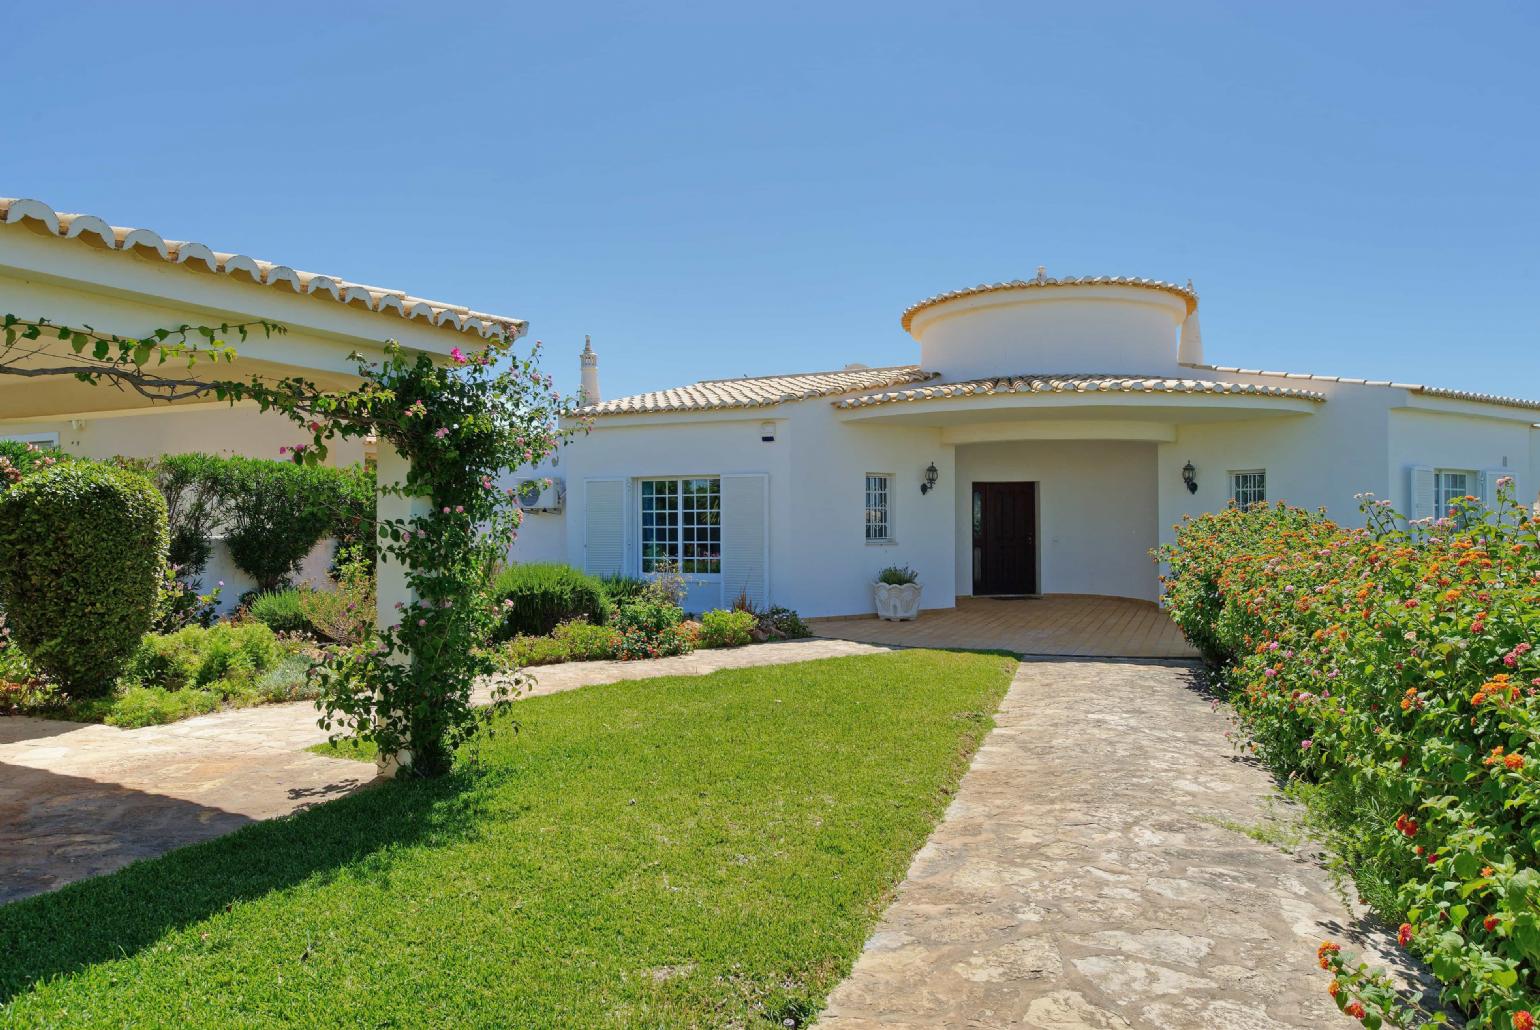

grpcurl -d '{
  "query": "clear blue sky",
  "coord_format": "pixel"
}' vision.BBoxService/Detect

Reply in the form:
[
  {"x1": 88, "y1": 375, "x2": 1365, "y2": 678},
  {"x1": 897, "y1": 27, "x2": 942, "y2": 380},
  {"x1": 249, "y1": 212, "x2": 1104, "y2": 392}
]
[{"x1": 5, "y1": 2, "x2": 1536, "y2": 403}]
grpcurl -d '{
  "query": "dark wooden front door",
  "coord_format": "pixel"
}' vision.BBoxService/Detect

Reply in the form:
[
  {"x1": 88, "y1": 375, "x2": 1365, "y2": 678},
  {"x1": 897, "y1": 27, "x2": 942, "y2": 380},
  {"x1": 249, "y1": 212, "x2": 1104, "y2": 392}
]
[{"x1": 972, "y1": 481, "x2": 1037, "y2": 595}]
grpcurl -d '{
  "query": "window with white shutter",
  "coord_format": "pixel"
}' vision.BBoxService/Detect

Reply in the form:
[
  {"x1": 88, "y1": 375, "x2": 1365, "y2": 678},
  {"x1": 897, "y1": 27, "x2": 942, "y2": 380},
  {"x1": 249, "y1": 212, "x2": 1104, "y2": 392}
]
[
  {"x1": 720, "y1": 474, "x2": 768, "y2": 610},
  {"x1": 584, "y1": 478, "x2": 626, "y2": 577},
  {"x1": 1408, "y1": 466, "x2": 1435, "y2": 522}
]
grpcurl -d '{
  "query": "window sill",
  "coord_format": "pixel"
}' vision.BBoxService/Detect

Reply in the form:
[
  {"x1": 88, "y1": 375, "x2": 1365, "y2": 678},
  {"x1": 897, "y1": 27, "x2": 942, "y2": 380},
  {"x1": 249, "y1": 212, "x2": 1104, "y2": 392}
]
[{"x1": 865, "y1": 539, "x2": 899, "y2": 547}]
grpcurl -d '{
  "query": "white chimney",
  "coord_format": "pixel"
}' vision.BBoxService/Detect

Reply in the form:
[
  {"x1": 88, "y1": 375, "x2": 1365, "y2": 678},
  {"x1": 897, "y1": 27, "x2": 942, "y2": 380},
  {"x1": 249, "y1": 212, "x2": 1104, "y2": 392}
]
[
  {"x1": 580, "y1": 335, "x2": 600, "y2": 403},
  {"x1": 1177, "y1": 284, "x2": 1203, "y2": 366}
]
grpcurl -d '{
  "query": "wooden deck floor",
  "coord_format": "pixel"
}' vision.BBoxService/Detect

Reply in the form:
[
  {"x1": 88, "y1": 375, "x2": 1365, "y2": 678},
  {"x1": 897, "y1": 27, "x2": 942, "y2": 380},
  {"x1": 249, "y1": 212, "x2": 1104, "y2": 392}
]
[{"x1": 809, "y1": 594, "x2": 1198, "y2": 659}]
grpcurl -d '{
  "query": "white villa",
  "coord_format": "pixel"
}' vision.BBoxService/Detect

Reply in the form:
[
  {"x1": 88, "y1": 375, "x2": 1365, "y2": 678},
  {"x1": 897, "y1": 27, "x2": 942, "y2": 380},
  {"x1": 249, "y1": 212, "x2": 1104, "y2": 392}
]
[
  {"x1": 512, "y1": 271, "x2": 1540, "y2": 617},
  {"x1": 2, "y1": 196, "x2": 1536, "y2": 623}
]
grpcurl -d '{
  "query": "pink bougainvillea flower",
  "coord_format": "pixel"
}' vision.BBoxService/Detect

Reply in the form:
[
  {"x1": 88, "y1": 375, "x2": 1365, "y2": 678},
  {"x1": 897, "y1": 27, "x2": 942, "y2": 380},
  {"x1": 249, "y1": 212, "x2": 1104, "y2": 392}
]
[
  {"x1": 450, "y1": 347, "x2": 467, "y2": 364},
  {"x1": 435, "y1": 427, "x2": 450, "y2": 439}
]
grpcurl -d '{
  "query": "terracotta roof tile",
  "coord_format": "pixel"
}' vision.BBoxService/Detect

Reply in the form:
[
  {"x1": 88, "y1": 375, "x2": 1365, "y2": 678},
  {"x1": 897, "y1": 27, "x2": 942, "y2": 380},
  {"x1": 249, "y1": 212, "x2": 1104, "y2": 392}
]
[
  {"x1": 901, "y1": 274, "x2": 1197, "y2": 333},
  {"x1": 1194, "y1": 364, "x2": 1540, "y2": 413},
  {"x1": 580, "y1": 365, "x2": 938, "y2": 415},
  {"x1": 833, "y1": 373, "x2": 1328, "y2": 409},
  {"x1": 0, "y1": 197, "x2": 525, "y2": 340}
]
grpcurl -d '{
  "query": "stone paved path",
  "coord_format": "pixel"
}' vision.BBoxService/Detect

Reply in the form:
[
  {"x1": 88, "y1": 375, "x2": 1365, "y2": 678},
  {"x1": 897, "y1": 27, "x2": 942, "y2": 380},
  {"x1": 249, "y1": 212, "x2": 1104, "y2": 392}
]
[
  {"x1": 818, "y1": 658, "x2": 1422, "y2": 1029},
  {"x1": 0, "y1": 638, "x2": 885, "y2": 904}
]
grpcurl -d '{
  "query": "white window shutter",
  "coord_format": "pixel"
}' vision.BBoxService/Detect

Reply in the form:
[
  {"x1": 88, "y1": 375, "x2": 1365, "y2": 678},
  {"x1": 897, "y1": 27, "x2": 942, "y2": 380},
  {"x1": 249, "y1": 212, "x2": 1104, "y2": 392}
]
[
  {"x1": 1481, "y1": 469, "x2": 1509, "y2": 509},
  {"x1": 721, "y1": 474, "x2": 769, "y2": 610},
  {"x1": 584, "y1": 478, "x2": 625, "y2": 577},
  {"x1": 1409, "y1": 465, "x2": 1435, "y2": 521}
]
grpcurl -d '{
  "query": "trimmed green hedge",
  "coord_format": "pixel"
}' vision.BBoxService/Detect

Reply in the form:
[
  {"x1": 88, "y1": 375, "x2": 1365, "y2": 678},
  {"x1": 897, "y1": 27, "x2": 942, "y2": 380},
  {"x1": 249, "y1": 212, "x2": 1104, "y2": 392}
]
[
  {"x1": 492, "y1": 563, "x2": 608, "y2": 640},
  {"x1": 0, "y1": 463, "x2": 168, "y2": 698}
]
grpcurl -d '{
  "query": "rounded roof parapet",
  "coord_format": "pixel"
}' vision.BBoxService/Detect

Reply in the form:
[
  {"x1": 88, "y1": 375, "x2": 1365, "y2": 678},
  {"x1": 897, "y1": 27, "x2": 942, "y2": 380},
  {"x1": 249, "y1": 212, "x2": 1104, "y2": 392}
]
[{"x1": 901, "y1": 273, "x2": 1198, "y2": 335}]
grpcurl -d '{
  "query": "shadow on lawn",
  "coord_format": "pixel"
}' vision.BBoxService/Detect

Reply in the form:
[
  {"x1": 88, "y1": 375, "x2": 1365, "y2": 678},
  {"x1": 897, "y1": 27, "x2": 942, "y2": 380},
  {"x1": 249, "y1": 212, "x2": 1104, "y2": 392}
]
[{"x1": 0, "y1": 768, "x2": 484, "y2": 1006}]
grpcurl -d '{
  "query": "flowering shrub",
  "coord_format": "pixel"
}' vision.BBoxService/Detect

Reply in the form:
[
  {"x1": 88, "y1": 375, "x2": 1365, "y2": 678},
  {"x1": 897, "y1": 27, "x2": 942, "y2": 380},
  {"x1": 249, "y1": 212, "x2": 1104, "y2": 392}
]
[
  {"x1": 0, "y1": 440, "x2": 64, "y2": 492},
  {"x1": 1159, "y1": 484, "x2": 1540, "y2": 1028},
  {"x1": 152, "y1": 563, "x2": 223, "y2": 633},
  {"x1": 612, "y1": 597, "x2": 692, "y2": 660}
]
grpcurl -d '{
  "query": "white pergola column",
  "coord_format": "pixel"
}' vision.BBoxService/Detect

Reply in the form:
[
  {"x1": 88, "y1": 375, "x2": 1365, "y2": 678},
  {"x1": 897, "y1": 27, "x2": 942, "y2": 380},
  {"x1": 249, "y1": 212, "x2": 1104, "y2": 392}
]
[{"x1": 373, "y1": 442, "x2": 431, "y2": 777}]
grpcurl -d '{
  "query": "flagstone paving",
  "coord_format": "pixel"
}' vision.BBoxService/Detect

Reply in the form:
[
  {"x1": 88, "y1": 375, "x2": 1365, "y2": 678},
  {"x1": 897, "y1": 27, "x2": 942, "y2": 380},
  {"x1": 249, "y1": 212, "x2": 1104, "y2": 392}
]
[
  {"x1": 0, "y1": 637, "x2": 885, "y2": 904},
  {"x1": 818, "y1": 658, "x2": 1429, "y2": 1029}
]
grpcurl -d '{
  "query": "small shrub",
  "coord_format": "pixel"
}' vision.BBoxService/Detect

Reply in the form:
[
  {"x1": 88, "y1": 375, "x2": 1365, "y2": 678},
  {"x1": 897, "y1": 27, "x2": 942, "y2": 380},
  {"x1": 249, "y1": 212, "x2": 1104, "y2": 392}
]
[
  {"x1": 762, "y1": 606, "x2": 810, "y2": 640},
  {"x1": 0, "y1": 462, "x2": 168, "y2": 698},
  {"x1": 699, "y1": 609, "x2": 756, "y2": 648},
  {"x1": 493, "y1": 563, "x2": 608, "y2": 640},
  {"x1": 613, "y1": 597, "x2": 691, "y2": 660},
  {"x1": 248, "y1": 589, "x2": 314, "y2": 636},
  {"x1": 151, "y1": 452, "x2": 225, "y2": 576},
  {"x1": 876, "y1": 564, "x2": 918, "y2": 585},
  {"x1": 152, "y1": 564, "x2": 223, "y2": 633},
  {"x1": 599, "y1": 574, "x2": 648, "y2": 606},
  {"x1": 213, "y1": 457, "x2": 372, "y2": 592},
  {"x1": 299, "y1": 544, "x2": 374, "y2": 644},
  {"x1": 124, "y1": 622, "x2": 284, "y2": 694},
  {"x1": 495, "y1": 618, "x2": 622, "y2": 669}
]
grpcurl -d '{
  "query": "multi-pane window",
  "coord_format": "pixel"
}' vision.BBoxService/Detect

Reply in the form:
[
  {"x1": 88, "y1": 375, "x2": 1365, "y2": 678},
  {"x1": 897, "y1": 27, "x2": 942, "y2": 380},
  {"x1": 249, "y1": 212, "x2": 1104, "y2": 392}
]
[
  {"x1": 640, "y1": 478, "x2": 721, "y2": 574},
  {"x1": 865, "y1": 474, "x2": 892, "y2": 542},
  {"x1": 1435, "y1": 469, "x2": 1473, "y2": 517},
  {"x1": 1229, "y1": 470, "x2": 1267, "y2": 509}
]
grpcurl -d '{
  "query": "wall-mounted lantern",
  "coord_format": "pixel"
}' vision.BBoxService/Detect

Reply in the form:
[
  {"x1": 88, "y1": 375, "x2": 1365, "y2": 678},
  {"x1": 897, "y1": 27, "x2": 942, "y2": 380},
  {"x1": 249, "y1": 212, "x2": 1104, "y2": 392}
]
[
  {"x1": 1181, "y1": 460, "x2": 1198, "y2": 495},
  {"x1": 920, "y1": 462, "x2": 940, "y2": 495}
]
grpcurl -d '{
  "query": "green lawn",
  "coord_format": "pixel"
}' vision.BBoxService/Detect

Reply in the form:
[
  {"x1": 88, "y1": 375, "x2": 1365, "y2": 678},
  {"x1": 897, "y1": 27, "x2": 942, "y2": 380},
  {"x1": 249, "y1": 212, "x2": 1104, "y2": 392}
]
[{"x1": 0, "y1": 649, "x2": 1015, "y2": 1028}]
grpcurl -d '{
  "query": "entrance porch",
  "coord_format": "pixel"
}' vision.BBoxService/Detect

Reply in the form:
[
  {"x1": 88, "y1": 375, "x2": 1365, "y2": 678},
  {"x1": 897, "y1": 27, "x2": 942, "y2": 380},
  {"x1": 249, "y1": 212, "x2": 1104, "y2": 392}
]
[{"x1": 809, "y1": 594, "x2": 1197, "y2": 659}]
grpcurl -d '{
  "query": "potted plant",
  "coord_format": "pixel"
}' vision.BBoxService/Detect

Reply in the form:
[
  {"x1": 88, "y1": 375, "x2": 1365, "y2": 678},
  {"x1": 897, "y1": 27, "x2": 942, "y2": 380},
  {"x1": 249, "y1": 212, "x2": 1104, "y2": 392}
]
[{"x1": 873, "y1": 564, "x2": 922, "y2": 621}]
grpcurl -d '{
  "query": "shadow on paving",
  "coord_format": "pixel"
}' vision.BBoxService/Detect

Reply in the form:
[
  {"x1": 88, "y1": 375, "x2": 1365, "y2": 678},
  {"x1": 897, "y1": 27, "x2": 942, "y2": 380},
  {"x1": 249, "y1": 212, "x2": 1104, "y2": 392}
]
[
  {"x1": 0, "y1": 769, "x2": 483, "y2": 1006},
  {"x1": 0, "y1": 762, "x2": 257, "y2": 905}
]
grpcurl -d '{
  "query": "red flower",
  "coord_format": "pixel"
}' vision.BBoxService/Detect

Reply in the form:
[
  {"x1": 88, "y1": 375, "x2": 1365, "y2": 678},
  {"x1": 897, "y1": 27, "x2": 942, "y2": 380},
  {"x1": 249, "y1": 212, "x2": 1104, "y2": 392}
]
[
  {"x1": 1398, "y1": 922, "x2": 1413, "y2": 947},
  {"x1": 1516, "y1": 1012, "x2": 1535, "y2": 1030},
  {"x1": 1346, "y1": 1000, "x2": 1366, "y2": 1019},
  {"x1": 1485, "y1": 915, "x2": 1500, "y2": 932}
]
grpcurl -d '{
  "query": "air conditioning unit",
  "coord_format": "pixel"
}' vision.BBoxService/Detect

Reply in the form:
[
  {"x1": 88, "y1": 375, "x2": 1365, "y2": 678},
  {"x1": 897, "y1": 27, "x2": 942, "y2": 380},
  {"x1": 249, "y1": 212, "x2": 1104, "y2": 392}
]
[{"x1": 515, "y1": 477, "x2": 565, "y2": 513}]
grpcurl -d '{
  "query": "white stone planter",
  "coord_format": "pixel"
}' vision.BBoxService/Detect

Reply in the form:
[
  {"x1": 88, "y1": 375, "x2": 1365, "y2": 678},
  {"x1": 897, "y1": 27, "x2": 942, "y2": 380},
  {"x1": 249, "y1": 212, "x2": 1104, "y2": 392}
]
[{"x1": 874, "y1": 581, "x2": 922, "y2": 621}]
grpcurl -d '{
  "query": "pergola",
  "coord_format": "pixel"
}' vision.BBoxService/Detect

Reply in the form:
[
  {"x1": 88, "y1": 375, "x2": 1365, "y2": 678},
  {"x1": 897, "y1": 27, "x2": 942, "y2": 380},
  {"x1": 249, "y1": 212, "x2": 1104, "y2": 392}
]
[{"x1": 0, "y1": 197, "x2": 527, "y2": 629}]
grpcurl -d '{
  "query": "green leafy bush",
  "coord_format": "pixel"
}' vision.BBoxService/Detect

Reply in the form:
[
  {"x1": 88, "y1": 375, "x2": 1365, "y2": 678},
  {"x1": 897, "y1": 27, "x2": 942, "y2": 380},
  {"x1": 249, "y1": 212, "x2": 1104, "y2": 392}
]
[
  {"x1": 762, "y1": 606, "x2": 811, "y2": 640},
  {"x1": 876, "y1": 564, "x2": 918, "y2": 585},
  {"x1": 599, "y1": 574, "x2": 648, "y2": 606},
  {"x1": 495, "y1": 619, "x2": 622, "y2": 669},
  {"x1": 298, "y1": 545, "x2": 375, "y2": 645},
  {"x1": 0, "y1": 463, "x2": 167, "y2": 698},
  {"x1": 699, "y1": 609, "x2": 756, "y2": 648},
  {"x1": 1158, "y1": 486, "x2": 1540, "y2": 1028},
  {"x1": 492, "y1": 563, "x2": 608, "y2": 640},
  {"x1": 216, "y1": 457, "x2": 353, "y2": 592},
  {"x1": 151, "y1": 452, "x2": 225, "y2": 576},
  {"x1": 152, "y1": 563, "x2": 223, "y2": 634},
  {"x1": 124, "y1": 622, "x2": 284, "y2": 693},
  {"x1": 248, "y1": 589, "x2": 314, "y2": 636},
  {"x1": 613, "y1": 598, "x2": 691, "y2": 660}
]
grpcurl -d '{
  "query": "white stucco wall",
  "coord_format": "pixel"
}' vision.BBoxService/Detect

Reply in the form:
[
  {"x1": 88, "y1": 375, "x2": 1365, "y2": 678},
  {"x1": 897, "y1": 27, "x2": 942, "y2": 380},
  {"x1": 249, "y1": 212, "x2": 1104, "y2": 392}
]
[
  {"x1": 911, "y1": 285, "x2": 1191, "y2": 379},
  {"x1": 953, "y1": 440, "x2": 1160, "y2": 601},
  {"x1": 1156, "y1": 378, "x2": 1540, "y2": 545},
  {"x1": 1387, "y1": 407, "x2": 1538, "y2": 513},
  {"x1": 0, "y1": 405, "x2": 366, "y2": 465},
  {"x1": 550, "y1": 399, "x2": 954, "y2": 619}
]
